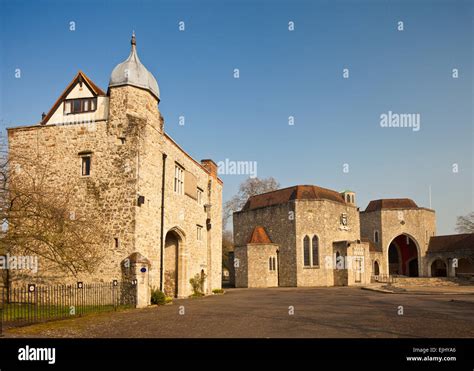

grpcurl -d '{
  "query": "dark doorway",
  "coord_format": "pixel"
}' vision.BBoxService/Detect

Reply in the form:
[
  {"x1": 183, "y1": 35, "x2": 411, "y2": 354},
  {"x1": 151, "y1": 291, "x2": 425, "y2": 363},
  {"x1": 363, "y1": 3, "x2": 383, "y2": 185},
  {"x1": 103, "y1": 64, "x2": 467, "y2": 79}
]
[
  {"x1": 164, "y1": 231, "x2": 180, "y2": 297},
  {"x1": 408, "y1": 258, "x2": 419, "y2": 277},
  {"x1": 431, "y1": 259, "x2": 447, "y2": 277},
  {"x1": 200, "y1": 269, "x2": 206, "y2": 294},
  {"x1": 374, "y1": 261, "x2": 380, "y2": 276},
  {"x1": 388, "y1": 244, "x2": 401, "y2": 275},
  {"x1": 388, "y1": 235, "x2": 419, "y2": 277}
]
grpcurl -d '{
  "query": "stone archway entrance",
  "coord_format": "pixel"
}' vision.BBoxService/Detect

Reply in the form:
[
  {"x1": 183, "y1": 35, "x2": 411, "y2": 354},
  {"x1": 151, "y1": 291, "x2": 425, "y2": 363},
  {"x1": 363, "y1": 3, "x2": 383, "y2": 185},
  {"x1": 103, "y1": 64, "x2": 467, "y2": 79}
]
[
  {"x1": 164, "y1": 230, "x2": 181, "y2": 297},
  {"x1": 431, "y1": 259, "x2": 447, "y2": 277},
  {"x1": 388, "y1": 234, "x2": 419, "y2": 277}
]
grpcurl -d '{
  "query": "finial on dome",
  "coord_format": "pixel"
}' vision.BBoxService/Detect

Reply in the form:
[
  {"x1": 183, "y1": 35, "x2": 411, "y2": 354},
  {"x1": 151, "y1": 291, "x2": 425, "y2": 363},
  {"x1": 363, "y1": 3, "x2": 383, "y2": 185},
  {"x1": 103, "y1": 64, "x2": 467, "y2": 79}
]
[{"x1": 109, "y1": 33, "x2": 160, "y2": 100}]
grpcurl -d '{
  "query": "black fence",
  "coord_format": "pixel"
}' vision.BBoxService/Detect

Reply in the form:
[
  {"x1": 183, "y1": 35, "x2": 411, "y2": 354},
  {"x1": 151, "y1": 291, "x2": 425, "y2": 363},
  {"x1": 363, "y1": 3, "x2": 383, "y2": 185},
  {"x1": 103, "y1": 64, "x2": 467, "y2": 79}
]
[{"x1": 0, "y1": 281, "x2": 137, "y2": 332}]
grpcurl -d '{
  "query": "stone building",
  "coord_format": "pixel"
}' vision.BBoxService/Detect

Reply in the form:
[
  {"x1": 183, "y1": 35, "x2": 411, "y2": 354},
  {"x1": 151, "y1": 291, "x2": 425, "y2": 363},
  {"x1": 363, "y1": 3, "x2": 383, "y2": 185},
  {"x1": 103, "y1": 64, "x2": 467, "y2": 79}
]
[
  {"x1": 233, "y1": 226, "x2": 279, "y2": 288},
  {"x1": 425, "y1": 233, "x2": 474, "y2": 278},
  {"x1": 233, "y1": 185, "x2": 373, "y2": 287},
  {"x1": 231, "y1": 184, "x2": 470, "y2": 288},
  {"x1": 7, "y1": 34, "x2": 223, "y2": 302},
  {"x1": 360, "y1": 198, "x2": 436, "y2": 278}
]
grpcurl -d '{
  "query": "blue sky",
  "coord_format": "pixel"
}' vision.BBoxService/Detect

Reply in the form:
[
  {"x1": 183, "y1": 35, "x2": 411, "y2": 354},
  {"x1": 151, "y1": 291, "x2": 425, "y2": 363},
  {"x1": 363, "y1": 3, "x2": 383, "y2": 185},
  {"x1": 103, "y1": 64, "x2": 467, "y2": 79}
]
[{"x1": 0, "y1": 0, "x2": 472, "y2": 234}]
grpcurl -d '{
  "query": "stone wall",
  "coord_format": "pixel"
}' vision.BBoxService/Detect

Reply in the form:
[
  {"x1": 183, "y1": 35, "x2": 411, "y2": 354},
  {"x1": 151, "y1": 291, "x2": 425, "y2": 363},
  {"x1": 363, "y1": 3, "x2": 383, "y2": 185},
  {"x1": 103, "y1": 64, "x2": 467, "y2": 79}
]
[
  {"x1": 294, "y1": 199, "x2": 361, "y2": 286},
  {"x1": 8, "y1": 118, "x2": 135, "y2": 286},
  {"x1": 233, "y1": 246, "x2": 248, "y2": 287},
  {"x1": 7, "y1": 84, "x2": 222, "y2": 299},
  {"x1": 246, "y1": 243, "x2": 279, "y2": 288},
  {"x1": 233, "y1": 203, "x2": 297, "y2": 286},
  {"x1": 232, "y1": 197, "x2": 373, "y2": 287},
  {"x1": 361, "y1": 208, "x2": 436, "y2": 277}
]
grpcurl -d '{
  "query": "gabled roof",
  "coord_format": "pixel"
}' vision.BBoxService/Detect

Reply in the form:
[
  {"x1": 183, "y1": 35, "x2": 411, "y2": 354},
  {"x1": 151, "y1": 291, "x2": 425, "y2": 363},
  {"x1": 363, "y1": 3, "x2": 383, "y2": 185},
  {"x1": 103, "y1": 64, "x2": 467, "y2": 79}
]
[
  {"x1": 364, "y1": 198, "x2": 418, "y2": 212},
  {"x1": 40, "y1": 71, "x2": 106, "y2": 125},
  {"x1": 241, "y1": 185, "x2": 346, "y2": 212},
  {"x1": 248, "y1": 226, "x2": 272, "y2": 244},
  {"x1": 427, "y1": 233, "x2": 474, "y2": 253}
]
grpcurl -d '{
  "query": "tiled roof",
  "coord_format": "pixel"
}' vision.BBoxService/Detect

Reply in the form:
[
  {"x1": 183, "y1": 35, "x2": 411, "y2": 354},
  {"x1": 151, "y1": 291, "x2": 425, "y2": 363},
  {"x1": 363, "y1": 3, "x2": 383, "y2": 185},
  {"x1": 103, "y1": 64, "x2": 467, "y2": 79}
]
[
  {"x1": 427, "y1": 233, "x2": 474, "y2": 253},
  {"x1": 248, "y1": 226, "x2": 272, "y2": 244},
  {"x1": 364, "y1": 198, "x2": 418, "y2": 212},
  {"x1": 241, "y1": 185, "x2": 346, "y2": 211}
]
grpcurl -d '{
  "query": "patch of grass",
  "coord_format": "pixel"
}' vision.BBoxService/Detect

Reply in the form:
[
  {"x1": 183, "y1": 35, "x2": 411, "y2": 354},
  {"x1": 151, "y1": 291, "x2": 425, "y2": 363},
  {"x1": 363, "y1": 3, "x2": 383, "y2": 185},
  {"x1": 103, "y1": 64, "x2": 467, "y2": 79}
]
[
  {"x1": 5, "y1": 309, "x2": 128, "y2": 335},
  {"x1": 1, "y1": 303, "x2": 130, "y2": 323},
  {"x1": 212, "y1": 289, "x2": 225, "y2": 295},
  {"x1": 189, "y1": 292, "x2": 205, "y2": 299}
]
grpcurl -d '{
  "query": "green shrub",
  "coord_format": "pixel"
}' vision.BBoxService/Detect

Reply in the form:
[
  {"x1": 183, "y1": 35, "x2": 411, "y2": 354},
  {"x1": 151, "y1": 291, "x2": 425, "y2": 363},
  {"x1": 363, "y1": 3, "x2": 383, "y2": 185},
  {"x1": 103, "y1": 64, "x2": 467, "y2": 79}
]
[
  {"x1": 189, "y1": 273, "x2": 207, "y2": 296},
  {"x1": 165, "y1": 296, "x2": 173, "y2": 304},
  {"x1": 150, "y1": 288, "x2": 166, "y2": 305},
  {"x1": 212, "y1": 289, "x2": 225, "y2": 295}
]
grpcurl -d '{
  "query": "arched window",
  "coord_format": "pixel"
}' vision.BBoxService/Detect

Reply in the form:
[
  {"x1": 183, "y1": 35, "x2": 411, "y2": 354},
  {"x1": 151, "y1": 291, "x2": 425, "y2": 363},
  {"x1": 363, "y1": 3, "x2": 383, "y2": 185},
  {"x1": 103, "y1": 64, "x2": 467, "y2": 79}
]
[
  {"x1": 374, "y1": 230, "x2": 379, "y2": 243},
  {"x1": 303, "y1": 236, "x2": 310, "y2": 267},
  {"x1": 312, "y1": 235, "x2": 319, "y2": 266},
  {"x1": 346, "y1": 194, "x2": 351, "y2": 203},
  {"x1": 374, "y1": 261, "x2": 380, "y2": 275}
]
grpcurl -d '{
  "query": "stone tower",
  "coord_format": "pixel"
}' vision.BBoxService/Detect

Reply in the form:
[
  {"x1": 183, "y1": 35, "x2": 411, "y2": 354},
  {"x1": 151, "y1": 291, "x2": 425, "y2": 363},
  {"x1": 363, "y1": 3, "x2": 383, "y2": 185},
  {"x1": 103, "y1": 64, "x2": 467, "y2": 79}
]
[{"x1": 108, "y1": 32, "x2": 163, "y2": 136}]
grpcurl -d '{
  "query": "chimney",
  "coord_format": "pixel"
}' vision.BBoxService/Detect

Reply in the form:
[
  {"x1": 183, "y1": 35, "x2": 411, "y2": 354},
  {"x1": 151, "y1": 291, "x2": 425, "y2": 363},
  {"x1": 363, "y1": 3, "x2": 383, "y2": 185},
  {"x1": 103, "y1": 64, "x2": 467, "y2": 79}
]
[{"x1": 201, "y1": 159, "x2": 218, "y2": 178}]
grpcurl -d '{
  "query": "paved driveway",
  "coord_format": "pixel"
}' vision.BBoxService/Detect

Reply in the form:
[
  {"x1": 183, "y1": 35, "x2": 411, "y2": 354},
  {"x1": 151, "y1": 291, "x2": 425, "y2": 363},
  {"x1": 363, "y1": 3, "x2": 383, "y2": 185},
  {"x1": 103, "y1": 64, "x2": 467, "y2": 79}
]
[{"x1": 5, "y1": 287, "x2": 474, "y2": 338}]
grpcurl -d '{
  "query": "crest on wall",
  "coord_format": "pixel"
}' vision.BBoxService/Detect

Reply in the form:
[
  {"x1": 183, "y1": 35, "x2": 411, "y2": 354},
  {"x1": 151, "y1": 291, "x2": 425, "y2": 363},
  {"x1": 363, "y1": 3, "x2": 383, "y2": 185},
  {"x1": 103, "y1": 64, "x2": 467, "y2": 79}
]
[
  {"x1": 339, "y1": 213, "x2": 350, "y2": 231},
  {"x1": 340, "y1": 213, "x2": 348, "y2": 226}
]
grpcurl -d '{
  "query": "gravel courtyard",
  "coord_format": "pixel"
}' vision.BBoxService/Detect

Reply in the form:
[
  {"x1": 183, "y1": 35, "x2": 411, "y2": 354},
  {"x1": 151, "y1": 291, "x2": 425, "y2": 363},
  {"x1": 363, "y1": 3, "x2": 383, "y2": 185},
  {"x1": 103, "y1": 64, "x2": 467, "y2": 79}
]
[{"x1": 4, "y1": 287, "x2": 474, "y2": 338}]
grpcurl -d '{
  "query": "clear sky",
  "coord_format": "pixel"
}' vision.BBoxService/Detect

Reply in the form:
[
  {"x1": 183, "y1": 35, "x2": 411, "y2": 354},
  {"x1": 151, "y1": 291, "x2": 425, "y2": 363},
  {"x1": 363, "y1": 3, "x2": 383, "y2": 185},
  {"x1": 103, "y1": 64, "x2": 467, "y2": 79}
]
[{"x1": 0, "y1": 0, "x2": 472, "y2": 234}]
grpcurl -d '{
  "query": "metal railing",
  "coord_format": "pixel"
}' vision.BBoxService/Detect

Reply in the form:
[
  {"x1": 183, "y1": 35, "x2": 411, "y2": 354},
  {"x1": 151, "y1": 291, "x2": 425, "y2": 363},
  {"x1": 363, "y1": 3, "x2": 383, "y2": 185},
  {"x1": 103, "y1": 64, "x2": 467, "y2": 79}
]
[
  {"x1": 371, "y1": 274, "x2": 396, "y2": 284},
  {"x1": 0, "y1": 281, "x2": 137, "y2": 332}
]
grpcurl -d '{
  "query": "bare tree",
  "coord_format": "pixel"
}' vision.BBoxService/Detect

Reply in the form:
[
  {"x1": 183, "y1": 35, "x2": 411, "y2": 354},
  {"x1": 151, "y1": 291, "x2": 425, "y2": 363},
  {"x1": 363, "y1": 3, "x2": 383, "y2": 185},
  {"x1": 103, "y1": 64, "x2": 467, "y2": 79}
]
[
  {"x1": 223, "y1": 177, "x2": 280, "y2": 229},
  {"x1": 456, "y1": 212, "x2": 474, "y2": 233},
  {"x1": 0, "y1": 137, "x2": 107, "y2": 289}
]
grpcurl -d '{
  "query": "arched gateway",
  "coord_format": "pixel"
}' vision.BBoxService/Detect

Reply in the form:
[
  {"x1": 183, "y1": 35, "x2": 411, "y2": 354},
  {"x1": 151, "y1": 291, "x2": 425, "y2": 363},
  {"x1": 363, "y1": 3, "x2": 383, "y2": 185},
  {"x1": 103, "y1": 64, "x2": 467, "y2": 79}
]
[
  {"x1": 164, "y1": 228, "x2": 185, "y2": 297},
  {"x1": 388, "y1": 234, "x2": 420, "y2": 277}
]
